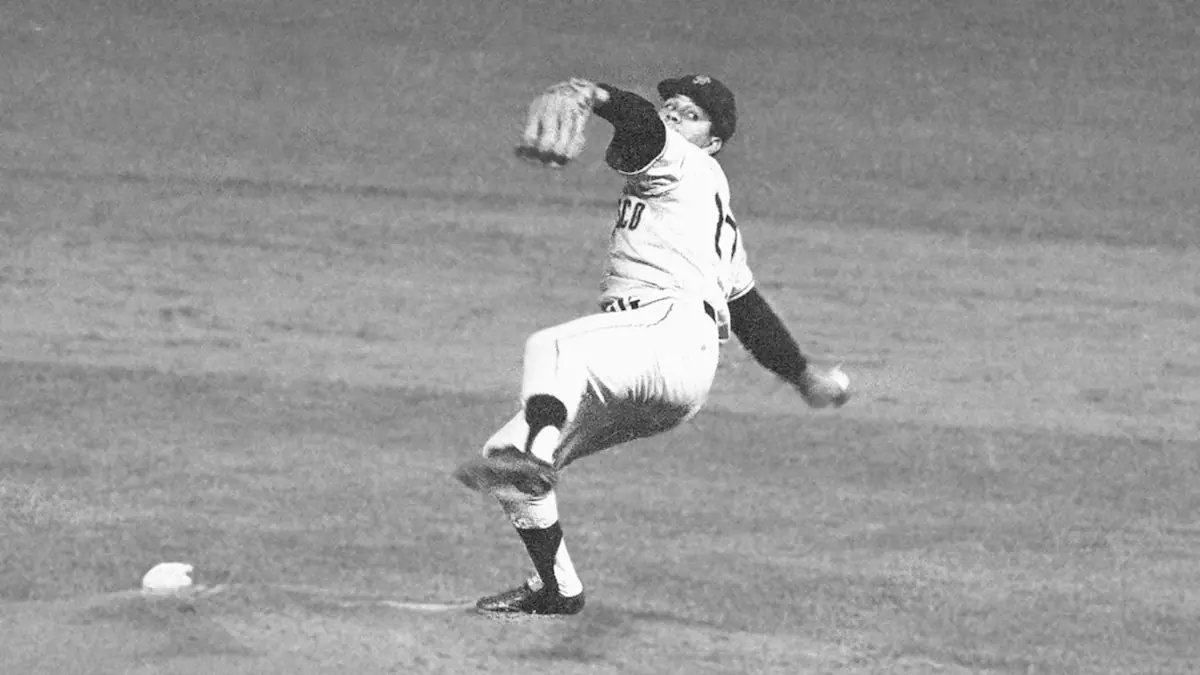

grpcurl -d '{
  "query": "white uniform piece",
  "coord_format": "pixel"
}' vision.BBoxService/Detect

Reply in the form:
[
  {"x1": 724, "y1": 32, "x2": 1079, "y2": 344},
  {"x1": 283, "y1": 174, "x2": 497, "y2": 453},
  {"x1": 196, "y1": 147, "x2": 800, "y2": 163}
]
[{"x1": 482, "y1": 128, "x2": 755, "y2": 468}]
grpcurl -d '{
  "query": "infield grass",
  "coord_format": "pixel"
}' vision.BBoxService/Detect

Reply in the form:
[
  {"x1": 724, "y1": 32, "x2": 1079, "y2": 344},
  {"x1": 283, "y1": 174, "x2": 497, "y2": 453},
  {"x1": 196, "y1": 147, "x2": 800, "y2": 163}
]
[{"x1": 1, "y1": 0, "x2": 1198, "y2": 673}]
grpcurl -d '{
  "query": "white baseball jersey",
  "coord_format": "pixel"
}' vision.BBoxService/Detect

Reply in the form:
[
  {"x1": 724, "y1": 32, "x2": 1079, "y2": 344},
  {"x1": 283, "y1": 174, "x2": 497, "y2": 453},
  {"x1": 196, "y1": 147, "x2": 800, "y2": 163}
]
[{"x1": 599, "y1": 127, "x2": 754, "y2": 338}]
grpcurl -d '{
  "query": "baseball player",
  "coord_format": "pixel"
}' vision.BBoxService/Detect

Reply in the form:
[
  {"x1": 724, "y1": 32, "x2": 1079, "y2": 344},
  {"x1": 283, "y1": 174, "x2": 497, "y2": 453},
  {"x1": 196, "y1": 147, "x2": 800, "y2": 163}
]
[{"x1": 454, "y1": 75, "x2": 850, "y2": 616}]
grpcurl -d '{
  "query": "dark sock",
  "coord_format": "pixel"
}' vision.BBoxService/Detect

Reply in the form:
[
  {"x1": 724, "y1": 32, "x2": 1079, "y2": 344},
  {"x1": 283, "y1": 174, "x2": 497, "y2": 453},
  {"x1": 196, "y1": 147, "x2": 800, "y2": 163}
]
[
  {"x1": 516, "y1": 522, "x2": 564, "y2": 593},
  {"x1": 524, "y1": 394, "x2": 568, "y2": 456}
]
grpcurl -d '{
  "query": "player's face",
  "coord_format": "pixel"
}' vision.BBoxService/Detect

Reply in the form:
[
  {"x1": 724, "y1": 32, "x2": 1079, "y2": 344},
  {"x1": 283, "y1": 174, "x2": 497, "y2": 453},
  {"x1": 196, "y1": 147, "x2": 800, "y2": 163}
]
[{"x1": 659, "y1": 95, "x2": 723, "y2": 156}]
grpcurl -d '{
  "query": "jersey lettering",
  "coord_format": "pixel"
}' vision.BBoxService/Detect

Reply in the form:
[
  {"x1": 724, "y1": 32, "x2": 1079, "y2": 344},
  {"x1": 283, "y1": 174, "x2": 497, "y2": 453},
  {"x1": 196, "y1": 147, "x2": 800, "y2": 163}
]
[
  {"x1": 713, "y1": 194, "x2": 739, "y2": 263},
  {"x1": 614, "y1": 196, "x2": 647, "y2": 231},
  {"x1": 601, "y1": 128, "x2": 755, "y2": 331}
]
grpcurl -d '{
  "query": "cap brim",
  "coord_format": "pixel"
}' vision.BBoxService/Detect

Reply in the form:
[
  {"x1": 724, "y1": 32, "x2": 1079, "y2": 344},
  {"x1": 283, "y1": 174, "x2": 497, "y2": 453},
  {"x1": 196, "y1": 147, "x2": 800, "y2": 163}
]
[{"x1": 656, "y1": 77, "x2": 687, "y2": 100}]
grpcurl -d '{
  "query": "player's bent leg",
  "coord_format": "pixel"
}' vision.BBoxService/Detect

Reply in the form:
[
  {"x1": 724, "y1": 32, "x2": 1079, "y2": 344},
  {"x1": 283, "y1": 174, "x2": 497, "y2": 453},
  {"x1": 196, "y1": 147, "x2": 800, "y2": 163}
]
[
  {"x1": 548, "y1": 300, "x2": 720, "y2": 468},
  {"x1": 517, "y1": 304, "x2": 676, "y2": 465},
  {"x1": 455, "y1": 411, "x2": 583, "y2": 614},
  {"x1": 467, "y1": 301, "x2": 717, "y2": 613},
  {"x1": 471, "y1": 387, "x2": 700, "y2": 616},
  {"x1": 520, "y1": 326, "x2": 591, "y2": 465},
  {"x1": 521, "y1": 326, "x2": 589, "y2": 416}
]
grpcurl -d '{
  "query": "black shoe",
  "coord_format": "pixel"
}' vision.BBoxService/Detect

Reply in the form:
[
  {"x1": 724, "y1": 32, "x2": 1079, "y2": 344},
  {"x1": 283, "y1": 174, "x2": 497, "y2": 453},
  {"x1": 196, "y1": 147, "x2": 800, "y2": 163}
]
[
  {"x1": 453, "y1": 446, "x2": 557, "y2": 497},
  {"x1": 475, "y1": 583, "x2": 585, "y2": 616}
]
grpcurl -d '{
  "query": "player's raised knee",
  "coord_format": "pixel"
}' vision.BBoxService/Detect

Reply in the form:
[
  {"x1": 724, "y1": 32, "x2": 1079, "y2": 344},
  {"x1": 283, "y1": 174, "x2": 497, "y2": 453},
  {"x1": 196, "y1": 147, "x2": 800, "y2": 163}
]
[
  {"x1": 525, "y1": 394, "x2": 568, "y2": 431},
  {"x1": 523, "y1": 328, "x2": 558, "y2": 358}
]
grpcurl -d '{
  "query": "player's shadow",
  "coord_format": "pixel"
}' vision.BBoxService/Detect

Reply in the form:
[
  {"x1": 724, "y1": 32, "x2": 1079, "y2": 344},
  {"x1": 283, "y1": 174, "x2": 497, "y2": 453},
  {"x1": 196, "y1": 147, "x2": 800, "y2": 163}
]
[{"x1": 510, "y1": 602, "x2": 727, "y2": 665}]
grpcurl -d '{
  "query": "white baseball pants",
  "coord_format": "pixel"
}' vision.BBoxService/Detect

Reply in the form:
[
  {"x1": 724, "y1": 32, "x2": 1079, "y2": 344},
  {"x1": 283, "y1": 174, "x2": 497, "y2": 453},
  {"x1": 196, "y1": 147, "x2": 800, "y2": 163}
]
[{"x1": 481, "y1": 297, "x2": 721, "y2": 468}]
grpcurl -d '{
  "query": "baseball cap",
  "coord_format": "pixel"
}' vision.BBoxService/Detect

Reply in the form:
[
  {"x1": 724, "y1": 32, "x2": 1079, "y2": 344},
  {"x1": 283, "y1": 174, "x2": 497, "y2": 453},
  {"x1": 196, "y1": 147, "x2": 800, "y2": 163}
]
[{"x1": 656, "y1": 74, "x2": 737, "y2": 142}]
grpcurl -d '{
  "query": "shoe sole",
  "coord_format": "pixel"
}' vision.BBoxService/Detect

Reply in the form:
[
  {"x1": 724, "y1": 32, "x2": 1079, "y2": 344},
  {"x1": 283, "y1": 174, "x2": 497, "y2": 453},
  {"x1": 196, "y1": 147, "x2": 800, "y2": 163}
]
[
  {"x1": 473, "y1": 603, "x2": 584, "y2": 619},
  {"x1": 453, "y1": 455, "x2": 557, "y2": 496},
  {"x1": 474, "y1": 590, "x2": 586, "y2": 617}
]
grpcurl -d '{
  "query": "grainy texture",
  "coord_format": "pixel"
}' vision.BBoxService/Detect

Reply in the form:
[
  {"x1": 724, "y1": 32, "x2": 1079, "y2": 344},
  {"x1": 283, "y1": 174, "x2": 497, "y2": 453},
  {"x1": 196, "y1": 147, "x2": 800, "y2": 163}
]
[{"x1": 1, "y1": 0, "x2": 1197, "y2": 673}]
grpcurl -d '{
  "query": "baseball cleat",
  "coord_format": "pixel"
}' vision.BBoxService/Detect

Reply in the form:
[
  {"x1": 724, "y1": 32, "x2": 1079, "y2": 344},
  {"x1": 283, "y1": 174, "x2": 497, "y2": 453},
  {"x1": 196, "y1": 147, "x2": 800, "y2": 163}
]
[
  {"x1": 475, "y1": 583, "x2": 585, "y2": 616},
  {"x1": 453, "y1": 446, "x2": 558, "y2": 497}
]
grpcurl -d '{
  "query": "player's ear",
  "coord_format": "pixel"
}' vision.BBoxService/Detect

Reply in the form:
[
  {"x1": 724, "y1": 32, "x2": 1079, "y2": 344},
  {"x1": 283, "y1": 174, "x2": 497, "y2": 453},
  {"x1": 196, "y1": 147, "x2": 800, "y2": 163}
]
[{"x1": 702, "y1": 135, "x2": 723, "y2": 156}]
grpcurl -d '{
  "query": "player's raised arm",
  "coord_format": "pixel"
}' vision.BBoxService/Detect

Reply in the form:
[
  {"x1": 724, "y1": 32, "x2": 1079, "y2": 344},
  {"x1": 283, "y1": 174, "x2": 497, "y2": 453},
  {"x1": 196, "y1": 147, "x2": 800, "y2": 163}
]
[
  {"x1": 513, "y1": 79, "x2": 667, "y2": 172},
  {"x1": 729, "y1": 288, "x2": 850, "y2": 409},
  {"x1": 591, "y1": 85, "x2": 667, "y2": 173}
]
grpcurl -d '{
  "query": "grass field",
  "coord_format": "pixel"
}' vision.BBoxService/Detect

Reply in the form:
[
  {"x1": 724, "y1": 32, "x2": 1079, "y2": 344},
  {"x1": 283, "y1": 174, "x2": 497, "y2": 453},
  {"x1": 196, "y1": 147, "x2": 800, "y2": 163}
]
[{"x1": 2, "y1": 0, "x2": 1198, "y2": 673}]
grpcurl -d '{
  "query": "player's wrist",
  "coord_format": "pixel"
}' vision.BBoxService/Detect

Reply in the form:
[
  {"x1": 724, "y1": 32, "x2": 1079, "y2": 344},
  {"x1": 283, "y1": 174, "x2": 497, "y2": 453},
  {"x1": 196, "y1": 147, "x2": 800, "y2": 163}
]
[
  {"x1": 553, "y1": 78, "x2": 607, "y2": 109},
  {"x1": 783, "y1": 360, "x2": 812, "y2": 391},
  {"x1": 790, "y1": 368, "x2": 814, "y2": 395}
]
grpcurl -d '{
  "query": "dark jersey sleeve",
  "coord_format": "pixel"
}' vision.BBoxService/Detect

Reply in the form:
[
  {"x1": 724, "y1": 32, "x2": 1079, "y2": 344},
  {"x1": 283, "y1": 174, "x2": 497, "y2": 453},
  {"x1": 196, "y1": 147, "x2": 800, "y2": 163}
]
[
  {"x1": 728, "y1": 288, "x2": 809, "y2": 385},
  {"x1": 593, "y1": 84, "x2": 667, "y2": 174}
]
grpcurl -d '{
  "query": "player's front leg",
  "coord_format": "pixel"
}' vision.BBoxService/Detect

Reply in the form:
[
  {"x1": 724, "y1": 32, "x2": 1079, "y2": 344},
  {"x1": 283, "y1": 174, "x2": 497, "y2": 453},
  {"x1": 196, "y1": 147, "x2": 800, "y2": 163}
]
[
  {"x1": 454, "y1": 440, "x2": 585, "y2": 616},
  {"x1": 454, "y1": 418, "x2": 584, "y2": 615},
  {"x1": 456, "y1": 328, "x2": 594, "y2": 615}
]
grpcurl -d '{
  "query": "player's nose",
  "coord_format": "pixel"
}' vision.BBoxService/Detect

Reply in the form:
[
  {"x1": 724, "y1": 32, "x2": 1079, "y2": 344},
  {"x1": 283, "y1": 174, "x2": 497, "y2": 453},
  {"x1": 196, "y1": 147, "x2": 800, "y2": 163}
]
[{"x1": 660, "y1": 109, "x2": 680, "y2": 125}]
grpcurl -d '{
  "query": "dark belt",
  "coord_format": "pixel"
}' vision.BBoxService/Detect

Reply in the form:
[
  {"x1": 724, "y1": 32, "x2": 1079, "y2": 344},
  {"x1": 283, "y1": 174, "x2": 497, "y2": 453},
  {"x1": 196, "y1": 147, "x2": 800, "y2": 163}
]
[{"x1": 602, "y1": 297, "x2": 717, "y2": 325}]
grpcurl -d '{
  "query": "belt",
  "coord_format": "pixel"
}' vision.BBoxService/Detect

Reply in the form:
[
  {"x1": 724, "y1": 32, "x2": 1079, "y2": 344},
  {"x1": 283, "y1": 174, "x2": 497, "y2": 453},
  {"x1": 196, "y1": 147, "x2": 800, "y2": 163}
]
[{"x1": 601, "y1": 297, "x2": 717, "y2": 325}]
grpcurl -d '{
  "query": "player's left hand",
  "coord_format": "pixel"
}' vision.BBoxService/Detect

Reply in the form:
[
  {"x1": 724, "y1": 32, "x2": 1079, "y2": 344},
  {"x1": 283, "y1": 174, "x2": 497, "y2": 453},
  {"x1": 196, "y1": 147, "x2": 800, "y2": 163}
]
[
  {"x1": 515, "y1": 78, "x2": 603, "y2": 168},
  {"x1": 795, "y1": 364, "x2": 851, "y2": 409}
]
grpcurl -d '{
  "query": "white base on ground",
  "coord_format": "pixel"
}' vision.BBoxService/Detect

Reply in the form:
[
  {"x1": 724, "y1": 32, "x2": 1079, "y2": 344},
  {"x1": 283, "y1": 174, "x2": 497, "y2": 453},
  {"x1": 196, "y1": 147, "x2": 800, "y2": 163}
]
[{"x1": 140, "y1": 562, "x2": 195, "y2": 595}]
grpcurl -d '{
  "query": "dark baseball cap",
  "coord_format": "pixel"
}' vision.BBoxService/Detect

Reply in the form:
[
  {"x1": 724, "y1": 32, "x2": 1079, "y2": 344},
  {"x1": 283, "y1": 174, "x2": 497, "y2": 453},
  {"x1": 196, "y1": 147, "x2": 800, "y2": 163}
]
[{"x1": 657, "y1": 74, "x2": 737, "y2": 142}]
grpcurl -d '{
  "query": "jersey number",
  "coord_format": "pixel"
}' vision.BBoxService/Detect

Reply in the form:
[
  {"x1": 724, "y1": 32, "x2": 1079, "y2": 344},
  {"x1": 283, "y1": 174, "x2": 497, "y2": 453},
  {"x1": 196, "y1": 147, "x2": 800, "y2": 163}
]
[
  {"x1": 614, "y1": 197, "x2": 646, "y2": 231},
  {"x1": 714, "y1": 194, "x2": 739, "y2": 263}
]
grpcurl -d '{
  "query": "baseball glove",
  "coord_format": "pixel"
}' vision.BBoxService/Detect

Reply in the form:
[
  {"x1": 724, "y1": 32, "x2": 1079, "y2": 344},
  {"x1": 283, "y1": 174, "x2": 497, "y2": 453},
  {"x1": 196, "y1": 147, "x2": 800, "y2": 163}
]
[{"x1": 515, "y1": 78, "x2": 603, "y2": 168}]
